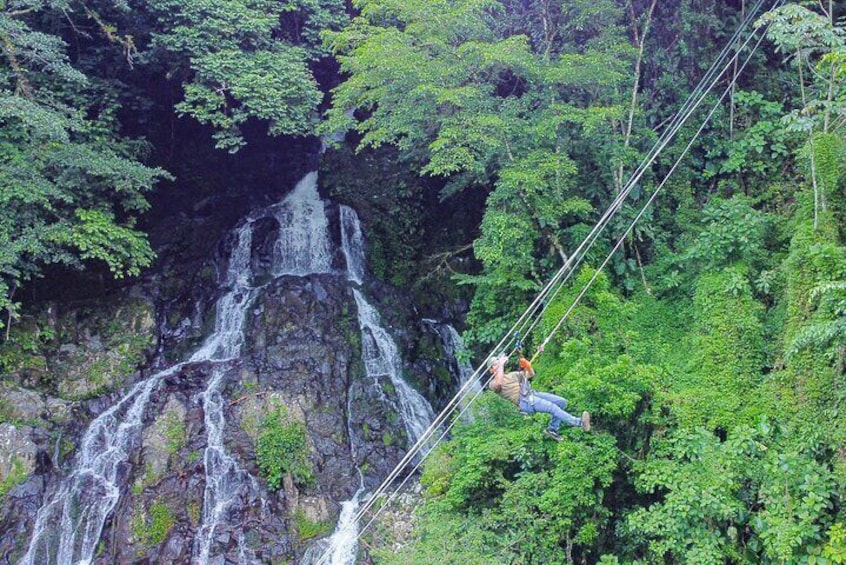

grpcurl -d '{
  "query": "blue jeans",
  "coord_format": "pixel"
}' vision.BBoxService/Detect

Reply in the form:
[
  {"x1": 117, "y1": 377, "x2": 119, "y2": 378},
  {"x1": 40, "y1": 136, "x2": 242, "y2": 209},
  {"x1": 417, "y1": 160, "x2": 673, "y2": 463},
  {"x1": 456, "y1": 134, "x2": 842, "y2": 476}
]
[{"x1": 519, "y1": 391, "x2": 580, "y2": 432}]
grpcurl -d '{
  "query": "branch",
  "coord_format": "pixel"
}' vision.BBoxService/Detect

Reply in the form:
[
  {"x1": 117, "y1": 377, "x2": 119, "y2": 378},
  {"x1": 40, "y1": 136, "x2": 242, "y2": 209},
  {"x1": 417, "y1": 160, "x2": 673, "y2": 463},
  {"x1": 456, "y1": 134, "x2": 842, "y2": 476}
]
[
  {"x1": 7, "y1": 8, "x2": 36, "y2": 17},
  {"x1": 0, "y1": 32, "x2": 33, "y2": 98},
  {"x1": 418, "y1": 243, "x2": 474, "y2": 280},
  {"x1": 85, "y1": 6, "x2": 138, "y2": 68}
]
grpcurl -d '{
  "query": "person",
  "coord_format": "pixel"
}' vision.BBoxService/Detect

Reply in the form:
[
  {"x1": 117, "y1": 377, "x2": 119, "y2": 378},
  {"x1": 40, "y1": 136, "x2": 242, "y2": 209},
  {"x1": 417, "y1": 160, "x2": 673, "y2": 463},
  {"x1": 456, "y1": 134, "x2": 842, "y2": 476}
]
[{"x1": 488, "y1": 349, "x2": 590, "y2": 441}]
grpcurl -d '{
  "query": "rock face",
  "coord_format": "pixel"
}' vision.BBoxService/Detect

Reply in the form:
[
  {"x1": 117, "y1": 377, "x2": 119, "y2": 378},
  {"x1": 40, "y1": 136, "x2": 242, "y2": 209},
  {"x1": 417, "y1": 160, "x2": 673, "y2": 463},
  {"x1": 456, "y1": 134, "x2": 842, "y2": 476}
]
[
  {"x1": 0, "y1": 292, "x2": 160, "y2": 561},
  {"x1": 0, "y1": 424, "x2": 38, "y2": 489},
  {"x1": 248, "y1": 275, "x2": 409, "y2": 496},
  {"x1": 0, "y1": 172, "x2": 461, "y2": 563},
  {"x1": 0, "y1": 274, "x2": 440, "y2": 564},
  {"x1": 106, "y1": 274, "x2": 414, "y2": 564}
]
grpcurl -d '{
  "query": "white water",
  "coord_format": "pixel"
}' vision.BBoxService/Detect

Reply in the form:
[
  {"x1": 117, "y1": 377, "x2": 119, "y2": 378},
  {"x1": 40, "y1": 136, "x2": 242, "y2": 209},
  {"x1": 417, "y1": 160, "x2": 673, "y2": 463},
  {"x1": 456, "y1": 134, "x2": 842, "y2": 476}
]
[
  {"x1": 301, "y1": 205, "x2": 368, "y2": 565},
  {"x1": 194, "y1": 171, "x2": 335, "y2": 563},
  {"x1": 20, "y1": 171, "x2": 433, "y2": 565},
  {"x1": 19, "y1": 364, "x2": 181, "y2": 565},
  {"x1": 271, "y1": 172, "x2": 333, "y2": 277},
  {"x1": 425, "y1": 320, "x2": 480, "y2": 422},
  {"x1": 304, "y1": 200, "x2": 437, "y2": 565},
  {"x1": 340, "y1": 205, "x2": 365, "y2": 285},
  {"x1": 191, "y1": 223, "x2": 254, "y2": 364},
  {"x1": 353, "y1": 290, "x2": 436, "y2": 455},
  {"x1": 189, "y1": 218, "x2": 261, "y2": 564},
  {"x1": 304, "y1": 352, "x2": 368, "y2": 565}
]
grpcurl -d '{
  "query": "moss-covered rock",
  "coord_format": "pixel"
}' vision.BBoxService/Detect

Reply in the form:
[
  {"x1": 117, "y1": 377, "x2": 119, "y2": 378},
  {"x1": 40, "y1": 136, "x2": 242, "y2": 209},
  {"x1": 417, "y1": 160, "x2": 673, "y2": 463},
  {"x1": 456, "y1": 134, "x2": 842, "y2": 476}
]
[
  {"x1": 54, "y1": 297, "x2": 156, "y2": 399},
  {"x1": 140, "y1": 395, "x2": 187, "y2": 484},
  {"x1": 0, "y1": 424, "x2": 36, "y2": 499}
]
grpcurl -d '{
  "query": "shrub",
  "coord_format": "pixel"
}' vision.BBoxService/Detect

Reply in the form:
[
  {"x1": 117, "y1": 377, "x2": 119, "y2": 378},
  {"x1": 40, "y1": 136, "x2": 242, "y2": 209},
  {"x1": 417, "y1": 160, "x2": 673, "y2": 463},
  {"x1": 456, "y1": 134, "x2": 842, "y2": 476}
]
[{"x1": 256, "y1": 404, "x2": 313, "y2": 490}]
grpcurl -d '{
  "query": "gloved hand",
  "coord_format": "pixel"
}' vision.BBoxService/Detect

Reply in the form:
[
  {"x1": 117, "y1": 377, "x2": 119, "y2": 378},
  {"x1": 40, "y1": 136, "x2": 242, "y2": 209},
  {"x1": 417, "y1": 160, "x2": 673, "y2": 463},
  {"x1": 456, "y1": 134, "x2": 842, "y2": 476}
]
[{"x1": 519, "y1": 357, "x2": 532, "y2": 372}]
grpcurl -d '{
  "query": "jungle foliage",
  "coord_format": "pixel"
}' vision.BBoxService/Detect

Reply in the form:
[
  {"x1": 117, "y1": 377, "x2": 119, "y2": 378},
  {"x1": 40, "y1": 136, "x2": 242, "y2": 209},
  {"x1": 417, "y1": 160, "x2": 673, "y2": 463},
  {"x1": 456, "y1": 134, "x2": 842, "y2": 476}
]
[
  {"x1": 324, "y1": 0, "x2": 846, "y2": 563},
  {"x1": 3, "y1": 0, "x2": 846, "y2": 563}
]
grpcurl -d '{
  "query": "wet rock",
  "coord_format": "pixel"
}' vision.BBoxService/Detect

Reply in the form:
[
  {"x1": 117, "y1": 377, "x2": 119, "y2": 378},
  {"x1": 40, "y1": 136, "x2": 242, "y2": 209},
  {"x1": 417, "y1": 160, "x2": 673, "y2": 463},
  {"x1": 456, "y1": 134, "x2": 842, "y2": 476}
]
[
  {"x1": 0, "y1": 423, "x2": 38, "y2": 485},
  {"x1": 51, "y1": 295, "x2": 157, "y2": 400},
  {"x1": 44, "y1": 397, "x2": 73, "y2": 424},
  {"x1": 140, "y1": 395, "x2": 187, "y2": 481},
  {"x1": 0, "y1": 386, "x2": 43, "y2": 422},
  {"x1": 298, "y1": 495, "x2": 332, "y2": 524},
  {"x1": 2, "y1": 234, "x2": 454, "y2": 565}
]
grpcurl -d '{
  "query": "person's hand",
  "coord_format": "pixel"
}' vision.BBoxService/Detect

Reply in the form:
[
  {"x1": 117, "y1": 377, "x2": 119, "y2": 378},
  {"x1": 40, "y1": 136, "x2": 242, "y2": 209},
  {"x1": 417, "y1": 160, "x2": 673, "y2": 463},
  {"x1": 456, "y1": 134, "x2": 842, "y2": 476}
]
[
  {"x1": 489, "y1": 354, "x2": 507, "y2": 374},
  {"x1": 537, "y1": 343, "x2": 545, "y2": 354}
]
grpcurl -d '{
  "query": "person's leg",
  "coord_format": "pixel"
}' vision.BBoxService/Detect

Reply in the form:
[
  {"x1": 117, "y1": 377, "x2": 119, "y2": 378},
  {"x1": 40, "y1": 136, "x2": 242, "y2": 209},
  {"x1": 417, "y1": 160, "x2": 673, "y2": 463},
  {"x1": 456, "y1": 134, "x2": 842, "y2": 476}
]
[
  {"x1": 533, "y1": 391, "x2": 568, "y2": 411},
  {"x1": 530, "y1": 395, "x2": 581, "y2": 431}
]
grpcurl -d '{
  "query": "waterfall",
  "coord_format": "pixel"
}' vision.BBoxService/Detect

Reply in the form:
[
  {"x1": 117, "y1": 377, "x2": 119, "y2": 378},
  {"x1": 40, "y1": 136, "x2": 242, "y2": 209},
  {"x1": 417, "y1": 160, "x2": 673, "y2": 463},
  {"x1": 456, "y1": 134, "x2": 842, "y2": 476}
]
[
  {"x1": 353, "y1": 290, "x2": 436, "y2": 455},
  {"x1": 188, "y1": 220, "x2": 260, "y2": 565},
  {"x1": 20, "y1": 171, "x2": 435, "y2": 565},
  {"x1": 19, "y1": 363, "x2": 181, "y2": 565},
  {"x1": 21, "y1": 195, "x2": 270, "y2": 565},
  {"x1": 271, "y1": 171, "x2": 333, "y2": 277},
  {"x1": 339, "y1": 205, "x2": 365, "y2": 285},
  {"x1": 300, "y1": 205, "x2": 369, "y2": 565},
  {"x1": 193, "y1": 171, "x2": 336, "y2": 563},
  {"x1": 190, "y1": 223, "x2": 254, "y2": 363},
  {"x1": 424, "y1": 320, "x2": 480, "y2": 422},
  {"x1": 192, "y1": 366, "x2": 263, "y2": 564},
  {"x1": 302, "y1": 202, "x2": 436, "y2": 565},
  {"x1": 299, "y1": 374, "x2": 366, "y2": 565}
]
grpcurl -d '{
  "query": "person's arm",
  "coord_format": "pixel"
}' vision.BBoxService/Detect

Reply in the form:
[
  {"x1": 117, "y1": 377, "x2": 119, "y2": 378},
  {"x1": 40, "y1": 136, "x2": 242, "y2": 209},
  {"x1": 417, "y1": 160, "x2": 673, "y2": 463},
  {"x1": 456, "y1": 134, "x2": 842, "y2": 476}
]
[
  {"x1": 519, "y1": 357, "x2": 535, "y2": 379},
  {"x1": 489, "y1": 355, "x2": 507, "y2": 391},
  {"x1": 520, "y1": 344, "x2": 543, "y2": 379}
]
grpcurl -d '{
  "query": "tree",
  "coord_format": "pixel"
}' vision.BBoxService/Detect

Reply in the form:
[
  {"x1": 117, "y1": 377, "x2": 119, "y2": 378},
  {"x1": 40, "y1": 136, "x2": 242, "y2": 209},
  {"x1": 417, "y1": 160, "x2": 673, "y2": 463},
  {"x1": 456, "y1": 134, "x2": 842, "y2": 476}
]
[
  {"x1": 408, "y1": 394, "x2": 620, "y2": 564},
  {"x1": 324, "y1": 0, "x2": 645, "y2": 347},
  {"x1": 626, "y1": 423, "x2": 837, "y2": 564},
  {"x1": 145, "y1": 0, "x2": 348, "y2": 151},
  {"x1": 0, "y1": 0, "x2": 171, "y2": 332},
  {"x1": 757, "y1": 3, "x2": 846, "y2": 229}
]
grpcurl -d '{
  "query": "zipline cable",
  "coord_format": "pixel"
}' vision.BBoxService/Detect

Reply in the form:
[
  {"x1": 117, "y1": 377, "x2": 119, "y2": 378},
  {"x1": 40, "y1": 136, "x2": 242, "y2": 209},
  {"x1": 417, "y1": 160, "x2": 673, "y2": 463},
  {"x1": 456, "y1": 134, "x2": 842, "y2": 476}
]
[
  {"x1": 519, "y1": 0, "x2": 775, "y2": 363},
  {"x1": 462, "y1": 0, "x2": 771, "y2": 370},
  {"x1": 525, "y1": 0, "x2": 784, "y2": 362},
  {"x1": 314, "y1": 1, "x2": 778, "y2": 562},
  {"x1": 533, "y1": 20, "x2": 774, "y2": 363}
]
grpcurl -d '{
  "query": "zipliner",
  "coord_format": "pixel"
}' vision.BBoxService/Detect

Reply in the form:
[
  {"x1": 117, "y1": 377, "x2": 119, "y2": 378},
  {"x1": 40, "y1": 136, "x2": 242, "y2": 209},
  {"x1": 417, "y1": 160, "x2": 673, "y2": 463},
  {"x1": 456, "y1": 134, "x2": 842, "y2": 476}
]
[{"x1": 488, "y1": 347, "x2": 590, "y2": 441}]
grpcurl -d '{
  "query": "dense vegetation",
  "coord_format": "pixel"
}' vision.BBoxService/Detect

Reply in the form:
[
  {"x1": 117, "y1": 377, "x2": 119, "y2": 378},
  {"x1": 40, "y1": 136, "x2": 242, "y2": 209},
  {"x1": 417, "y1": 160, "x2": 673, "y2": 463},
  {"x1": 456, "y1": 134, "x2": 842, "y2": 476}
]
[{"x1": 2, "y1": 0, "x2": 846, "y2": 563}]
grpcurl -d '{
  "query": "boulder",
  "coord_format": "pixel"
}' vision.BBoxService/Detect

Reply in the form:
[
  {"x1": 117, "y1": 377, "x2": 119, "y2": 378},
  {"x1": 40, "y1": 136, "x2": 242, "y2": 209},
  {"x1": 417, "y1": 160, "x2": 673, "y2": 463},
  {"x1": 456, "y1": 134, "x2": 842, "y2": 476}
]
[{"x1": 0, "y1": 423, "x2": 37, "y2": 488}]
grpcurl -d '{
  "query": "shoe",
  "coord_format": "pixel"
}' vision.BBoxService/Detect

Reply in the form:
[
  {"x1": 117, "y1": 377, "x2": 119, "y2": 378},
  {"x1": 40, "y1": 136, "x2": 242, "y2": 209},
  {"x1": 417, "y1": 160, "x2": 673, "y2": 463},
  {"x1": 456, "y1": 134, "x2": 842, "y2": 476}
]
[
  {"x1": 581, "y1": 411, "x2": 591, "y2": 432},
  {"x1": 544, "y1": 428, "x2": 562, "y2": 442}
]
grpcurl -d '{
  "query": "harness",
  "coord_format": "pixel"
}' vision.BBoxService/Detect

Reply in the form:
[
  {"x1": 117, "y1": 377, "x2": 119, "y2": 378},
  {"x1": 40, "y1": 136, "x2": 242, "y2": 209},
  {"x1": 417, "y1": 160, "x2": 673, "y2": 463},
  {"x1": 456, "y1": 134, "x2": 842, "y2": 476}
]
[{"x1": 518, "y1": 371, "x2": 533, "y2": 400}]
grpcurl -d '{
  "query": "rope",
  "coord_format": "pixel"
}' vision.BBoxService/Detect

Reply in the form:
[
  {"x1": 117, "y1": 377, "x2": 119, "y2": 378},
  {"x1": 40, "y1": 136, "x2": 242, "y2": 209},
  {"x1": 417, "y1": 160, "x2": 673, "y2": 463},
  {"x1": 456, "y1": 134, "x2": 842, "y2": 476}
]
[
  {"x1": 313, "y1": 2, "x2": 779, "y2": 562},
  {"x1": 524, "y1": 0, "x2": 774, "y2": 363}
]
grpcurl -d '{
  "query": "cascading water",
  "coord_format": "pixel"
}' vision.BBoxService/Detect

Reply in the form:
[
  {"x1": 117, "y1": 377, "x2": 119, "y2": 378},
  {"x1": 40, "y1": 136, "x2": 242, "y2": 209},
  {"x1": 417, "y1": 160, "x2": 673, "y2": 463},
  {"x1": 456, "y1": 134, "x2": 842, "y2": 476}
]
[
  {"x1": 20, "y1": 170, "x2": 435, "y2": 565},
  {"x1": 300, "y1": 205, "x2": 370, "y2": 565},
  {"x1": 306, "y1": 288, "x2": 437, "y2": 565},
  {"x1": 190, "y1": 213, "x2": 263, "y2": 565},
  {"x1": 271, "y1": 171, "x2": 333, "y2": 277},
  {"x1": 353, "y1": 290, "x2": 436, "y2": 455},
  {"x1": 194, "y1": 171, "x2": 333, "y2": 563},
  {"x1": 19, "y1": 364, "x2": 181, "y2": 565},
  {"x1": 304, "y1": 197, "x2": 438, "y2": 565},
  {"x1": 339, "y1": 205, "x2": 365, "y2": 286},
  {"x1": 21, "y1": 183, "x2": 272, "y2": 565},
  {"x1": 424, "y1": 320, "x2": 480, "y2": 422}
]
